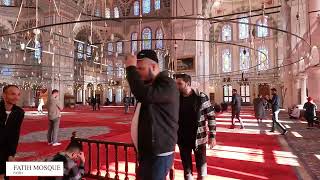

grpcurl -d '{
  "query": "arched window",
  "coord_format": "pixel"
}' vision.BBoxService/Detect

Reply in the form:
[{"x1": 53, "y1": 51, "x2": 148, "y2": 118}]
[
  {"x1": 257, "y1": 18, "x2": 269, "y2": 37},
  {"x1": 134, "y1": 1, "x2": 140, "y2": 16},
  {"x1": 107, "y1": 43, "x2": 113, "y2": 55},
  {"x1": 34, "y1": 40, "x2": 42, "y2": 60},
  {"x1": 240, "y1": 48, "x2": 250, "y2": 71},
  {"x1": 258, "y1": 46, "x2": 269, "y2": 70},
  {"x1": 221, "y1": 24, "x2": 232, "y2": 41},
  {"x1": 155, "y1": 28, "x2": 163, "y2": 49},
  {"x1": 239, "y1": 17, "x2": 249, "y2": 40},
  {"x1": 222, "y1": 49, "x2": 232, "y2": 72},
  {"x1": 131, "y1": 32, "x2": 138, "y2": 53},
  {"x1": 143, "y1": 0, "x2": 151, "y2": 14},
  {"x1": 77, "y1": 42, "x2": 84, "y2": 59},
  {"x1": 155, "y1": 0, "x2": 161, "y2": 10},
  {"x1": 142, "y1": 27, "x2": 152, "y2": 50},
  {"x1": 116, "y1": 41, "x2": 123, "y2": 54},
  {"x1": 105, "y1": 8, "x2": 111, "y2": 18},
  {"x1": 2, "y1": 0, "x2": 11, "y2": 6},
  {"x1": 86, "y1": 45, "x2": 92, "y2": 60},
  {"x1": 114, "y1": 7, "x2": 120, "y2": 18}
]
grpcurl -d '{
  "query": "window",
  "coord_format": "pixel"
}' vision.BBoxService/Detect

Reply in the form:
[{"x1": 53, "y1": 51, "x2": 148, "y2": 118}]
[
  {"x1": 222, "y1": 49, "x2": 232, "y2": 72},
  {"x1": 107, "y1": 43, "x2": 113, "y2": 55},
  {"x1": 143, "y1": 0, "x2": 151, "y2": 14},
  {"x1": 95, "y1": 8, "x2": 100, "y2": 16},
  {"x1": 240, "y1": 48, "x2": 250, "y2": 71},
  {"x1": 155, "y1": 0, "x2": 160, "y2": 10},
  {"x1": 142, "y1": 27, "x2": 152, "y2": 50},
  {"x1": 2, "y1": 0, "x2": 11, "y2": 6},
  {"x1": 86, "y1": 45, "x2": 92, "y2": 59},
  {"x1": 222, "y1": 24, "x2": 232, "y2": 41},
  {"x1": 240, "y1": 84, "x2": 250, "y2": 103},
  {"x1": 223, "y1": 85, "x2": 233, "y2": 102},
  {"x1": 116, "y1": 41, "x2": 123, "y2": 54},
  {"x1": 134, "y1": 1, "x2": 140, "y2": 16},
  {"x1": 105, "y1": 8, "x2": 111, "y2": 18},
  {"x1": 107, "y1": 65, "x2": 113, "y2": 75},
  {"x1": 34, "y1": 40, "x2": 41, "y2": 60},
  {"x1": 239, "y1": 17, "x2": 249, "y2": 40},
  {"x1": 257, "y1": 18, "x2": 269, "y2": 37},
  {"x1": 155, "y1": 28, "x2": 163, "y2": 49},
  {"x1": 131, "y1": 32, "x2": 138, "y2": 53},
  {"x1": 114, "y1": 7, "x2": 120, "y2": 18},
  {"x1": 258, "y1": 46, "x2": 269, "y2": 70},
  {"x1": 77, "y1": 42, "x2": 84, "y2": 59}
]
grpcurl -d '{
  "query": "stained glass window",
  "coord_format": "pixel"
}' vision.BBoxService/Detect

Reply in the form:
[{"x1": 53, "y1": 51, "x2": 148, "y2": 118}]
[
  {"x1": 258, "y1": 46, "x2": 269, "y2": 71},
  {"x1": 222, "y1": 24, "x2": 232, "y2": 41},
  {"x1": 105, "y1": 8, "x2": 111, "y2": 18},
  {"x1": 107, "y1": 43, "x2": 113, "y2": 55},
  {"x1": 134, "y1": 1, "x2": 140, "y2": 16},
  {"x1": 77, "y1": 43, "x2": 84, "y2": 59},
  {"x1": 86, "y1": 45, "x2": 92, "y2": 59},
  {"x1": 114, "y1": 7, "x2": 120, "y2": 18},
  {"x1": 222, "y1": 49, "x2": 231, "y2": 72},
  {"x1": 257, "y1": 18, "x2": 269, "y2": 37},
  {"x1": 223, "y1": 85, "x2": 233, "y2": 102},
  {"x1": 107, "y1": 65, "x2": 113, "y2": 75},
  {"x1": 117, "y1": 41, "x2": 123, "y2": 54},
  {"x1": 34, "y1": 40, "x2": 41, "y2": 60},
  {"x1": 156, "y1": 28, "x2": 163, "y2": 49},
  {"x1": 143, "y1": 0, "x2": 151, "y2": 14},
  {"x1": 240, "y1": 48, "x2": 250, "y2": 71},
  {"x1": 239, "y1": 18, "x2": 249, "y2": 40},
  {"x1": 131, "y1": 32, "x2": 138, "y2": 53},
  {"x1": 2, "y1": 0, "x2": 11, "y2": 6},
  {"x1": 95, "y1": 8, "x2": 100, "y2": 16},
  {"x1": 142, "y1": 27, "x2": 152, "y2": 50},
  {"x1": 155, "y1": 0, "x2": 160, "y2": 10}
]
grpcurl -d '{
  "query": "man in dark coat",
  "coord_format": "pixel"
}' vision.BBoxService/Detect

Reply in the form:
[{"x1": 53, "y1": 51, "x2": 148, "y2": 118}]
[
  {"x1": 91, "y1": 97, "x2": 96, "y2": 111},
  {"x1": 253, "y1": 95, "x2": 266, "y2": 123},
  {"x1": 303, "y1": 97, "x2": 317, "y2": 128},
  {"x1": 125, "y1": 50, "x2": 179, "y2": 180},
  {"x1": 231, "y1": 89, "x2": 244, "y2": 129},
  {"x1": 268, "y1": 88, "x2": 287, "y2": 135},
  {"x1": 0, "y1": 85, "x2": 25, "y2": 179}
]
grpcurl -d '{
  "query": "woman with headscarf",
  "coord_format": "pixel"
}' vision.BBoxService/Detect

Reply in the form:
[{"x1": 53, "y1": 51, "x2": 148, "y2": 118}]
[{"x1": 303, "y1": 97, "x2": 318, "y2": 128}]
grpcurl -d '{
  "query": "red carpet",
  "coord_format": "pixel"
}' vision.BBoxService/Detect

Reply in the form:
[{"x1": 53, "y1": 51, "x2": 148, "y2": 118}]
[{"x1": 8, "y1": 106, "x2": 298, "y2": 180}]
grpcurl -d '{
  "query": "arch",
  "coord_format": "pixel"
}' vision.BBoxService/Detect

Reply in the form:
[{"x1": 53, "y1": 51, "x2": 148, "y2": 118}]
[
  {"x1": 73, "y1": 25, "x2": 102, "y2": 43},
  {"x1": 155, "y1": 28, "x2": 164, "y2": 49},
  {"x1": 142, "y1": 27, "x2": 152, "y2": 50}
]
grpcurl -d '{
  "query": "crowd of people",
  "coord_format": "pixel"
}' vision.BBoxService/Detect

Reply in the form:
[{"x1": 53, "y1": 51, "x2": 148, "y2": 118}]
[{"x1": 0, "y1": 49, "x2": 319, "y2": 180}]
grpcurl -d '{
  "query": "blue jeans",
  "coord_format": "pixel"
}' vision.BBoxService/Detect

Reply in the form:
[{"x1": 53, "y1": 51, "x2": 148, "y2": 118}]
[{"x1": 138, "y1": 154, "x2": 174, "y2": 180}]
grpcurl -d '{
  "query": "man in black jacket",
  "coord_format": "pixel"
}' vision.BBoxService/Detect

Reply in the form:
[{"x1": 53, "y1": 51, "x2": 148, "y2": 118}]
[
  {"x1": 231, "y1": 89, "x2": 244, "y2": 129},
  {"x1": 0, "y1": 85, "x2": 25, "y2": 179},
  {"x1": 125, "y1": 50, "x2": 179, "y2": 180},
  {"x1": 268, "y1": 88, "x2": 287, "y2": 135}
]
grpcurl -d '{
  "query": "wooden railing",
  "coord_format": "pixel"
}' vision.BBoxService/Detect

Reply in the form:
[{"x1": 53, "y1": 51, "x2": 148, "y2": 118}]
[{"x1": 71, "y1": 132, "x2": 175, "y2": 180}]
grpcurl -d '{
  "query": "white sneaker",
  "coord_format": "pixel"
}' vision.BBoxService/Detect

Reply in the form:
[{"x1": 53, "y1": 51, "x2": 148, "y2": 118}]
[{"x1": 52, "y1": 143, "x2": 61, "y2": 146}]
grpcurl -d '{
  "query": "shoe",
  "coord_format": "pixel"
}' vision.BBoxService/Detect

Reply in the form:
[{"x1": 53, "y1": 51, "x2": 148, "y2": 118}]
[
  {"x1": 281, "y1": 130, "x2": 288, "y2": 135},
  {"x1": 269, "y1": 130, "x2": 275, "y2": 132},
  {"x1": 52, "y1": 143, "x2": 61, "y2": 146},
  {"x1": 240, "y1": 126, "x2": 245, "y2": 129},
  {"x1": 48, "y1": 142, "x2": 53, "y2": 145}
]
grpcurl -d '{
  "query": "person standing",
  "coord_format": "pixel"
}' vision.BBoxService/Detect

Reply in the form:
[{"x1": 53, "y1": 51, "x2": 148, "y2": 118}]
[
  {"x1": 175, "y1": 73, "x2": 216, "y2": 180},
  {"x1": 303, "y1": 97, "x2": 317, "y2": 128},
  {"x1": 0, "y1": 85, "x2": 25, "y2": 179},
  {"x1": 96, "y1": 96, "x2": 100, "y2": 111},
  {"x1": 125, "y1": 50, "x2": 179, "y2": 180},
  {"x1": 47, "y1": 89, "x2": 62, "y2": 146},
  {"x1": 123, "y1": 96, "x2": 130, "y2": 114},
  {"x1": 37, "y1": 97, "x2": 44, "y2": 114},
  {"x1": 91, "y1": 97, "x2": 96, "y2": 111},
  {"x1": 231, "y1": 89, "x2": 244, "y2": 129},
  {"x1": 268, "y1": 88, "x2": 287, "y2": 135},
  {"x1": 253, "y1": 95, "x2": 266, "y2": 123}
]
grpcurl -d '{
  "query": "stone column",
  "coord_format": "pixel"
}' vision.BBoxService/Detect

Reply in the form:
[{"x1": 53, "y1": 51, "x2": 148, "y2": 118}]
[
  {"x1": 307, "y1": 67, "x2": 320, "y2": 107},
  {"x1": 300, "y1": 75, "x2": 307, "y2": 105}
]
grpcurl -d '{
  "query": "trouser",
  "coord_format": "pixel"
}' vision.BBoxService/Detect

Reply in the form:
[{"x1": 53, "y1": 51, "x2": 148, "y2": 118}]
[
  {"x1": 179, "y1": 145, "x2": 207, "y2": 180},
  {"x1": 271, "y1": 110, "x2": 286, "y2": 132},
  {"x1": 138, "y1": 153, "x2": 174, "y2": 180},
  {"x1": 97, "y1": 103, "x2": 100, "y2": 110},
  {"x1": 47, "y1": 118, "x2": 60, "y2": 143},
  {"x1": 92, "y1": 104, "x2": 96, "y2": 111},
  {"x1": 231, "y1": 110, "x2": 244, "y2": 127},
  {"x1": 37, "y1": 105, "x2": 43, "y2": 113},
  {"x1": 305, "y1": 116, "x2": 314, "y2": 127},
  {"x1": 125, "y1": 105, "x2": 129, "y2": 113}
]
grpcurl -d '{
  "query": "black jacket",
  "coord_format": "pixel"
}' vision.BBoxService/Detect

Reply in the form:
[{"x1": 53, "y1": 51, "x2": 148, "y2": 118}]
[
  {"x1": 231, "y1": 93, "x2": 241, "y2": 112},
  {"x1": 270, "y1": 94, "x2": 280, "y2": 112},
  {"x1": 126, "y1": 66, "x2": 179, "y2": 156},
  {"x1": 0, "y1": 101, "x2": 24, "y2": 160}
]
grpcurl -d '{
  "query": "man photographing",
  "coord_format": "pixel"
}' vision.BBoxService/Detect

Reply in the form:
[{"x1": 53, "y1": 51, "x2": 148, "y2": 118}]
[
  {"x1": 125, "y1": 50, "x2": 179, "y2": 180},
  {"x1": 0, "y1": 85, "x2": 25, "y2": 180}
]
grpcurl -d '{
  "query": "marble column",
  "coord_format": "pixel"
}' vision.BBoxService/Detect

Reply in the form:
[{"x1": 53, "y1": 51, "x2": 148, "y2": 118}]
[
  {"x1": 300, "y1": 75, "x2": 307, "y2": 105},
  {"x1": 307, "y1": 67, "x2": 320, "y2": 107}
]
